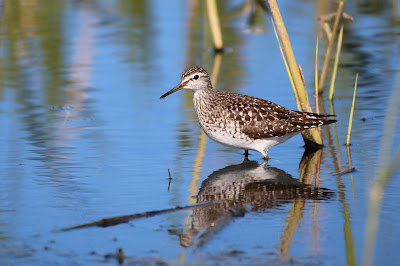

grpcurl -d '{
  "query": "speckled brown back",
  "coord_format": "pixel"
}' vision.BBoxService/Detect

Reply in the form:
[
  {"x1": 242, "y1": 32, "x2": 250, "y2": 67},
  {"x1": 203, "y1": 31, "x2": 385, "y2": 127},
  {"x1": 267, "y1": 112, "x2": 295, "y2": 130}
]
[{"x1": 196, "y1": 89, "x2": 336, "y2": 139}]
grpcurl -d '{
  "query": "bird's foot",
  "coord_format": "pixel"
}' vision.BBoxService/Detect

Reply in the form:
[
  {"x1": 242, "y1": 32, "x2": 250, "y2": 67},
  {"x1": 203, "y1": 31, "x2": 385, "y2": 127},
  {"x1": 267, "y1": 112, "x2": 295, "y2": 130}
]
[
  {"x1": 261, "y1": 151, "x2": 269, "y2": 161},
  {"x1": 244, "y1": 150, "x2": 249, "y2": 161}
]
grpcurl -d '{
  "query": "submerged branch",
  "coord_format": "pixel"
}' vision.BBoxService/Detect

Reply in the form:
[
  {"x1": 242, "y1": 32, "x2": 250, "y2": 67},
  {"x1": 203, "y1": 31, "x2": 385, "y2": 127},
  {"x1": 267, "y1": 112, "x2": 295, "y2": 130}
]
[{"x1": 56, "y1": 202, "x2": 215, "y2": 232}]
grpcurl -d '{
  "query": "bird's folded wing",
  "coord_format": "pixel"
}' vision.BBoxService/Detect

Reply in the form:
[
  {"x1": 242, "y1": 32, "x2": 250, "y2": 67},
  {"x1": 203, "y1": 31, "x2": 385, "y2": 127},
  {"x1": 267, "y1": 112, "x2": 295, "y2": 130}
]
[{"x1": 242, "y1": 120, "x2": 300, "y2": 139}]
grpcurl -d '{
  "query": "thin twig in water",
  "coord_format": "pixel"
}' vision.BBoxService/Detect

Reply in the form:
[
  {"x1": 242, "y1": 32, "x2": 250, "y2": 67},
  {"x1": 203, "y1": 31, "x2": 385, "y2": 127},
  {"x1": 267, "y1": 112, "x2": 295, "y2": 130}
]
[
  {"x1": 56, "y1": 202, "x2": 215, "y2": 232},
  {"x1": 331, "y1": 168, "x2": 357, "y2": 176},
  {"x1": 168, "y1": 168, "x2": 173, "y2": 191}
]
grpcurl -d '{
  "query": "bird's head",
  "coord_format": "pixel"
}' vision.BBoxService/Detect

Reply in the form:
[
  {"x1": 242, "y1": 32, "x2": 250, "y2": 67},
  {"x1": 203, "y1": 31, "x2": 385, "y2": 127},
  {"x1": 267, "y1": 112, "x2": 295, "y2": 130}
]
[{"x1": 160, "y1": 66, "x2": 212, "y2": 99}]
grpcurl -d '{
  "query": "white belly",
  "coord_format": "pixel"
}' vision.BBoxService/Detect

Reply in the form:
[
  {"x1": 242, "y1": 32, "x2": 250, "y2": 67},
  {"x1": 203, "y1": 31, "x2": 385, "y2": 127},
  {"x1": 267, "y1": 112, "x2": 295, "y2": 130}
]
[
  {"x1": 200, "y1": 123, "x2": 298, "y2": 157},
  {"x1": 192, "y1": 90, "x2": 299, "y2": 157}
]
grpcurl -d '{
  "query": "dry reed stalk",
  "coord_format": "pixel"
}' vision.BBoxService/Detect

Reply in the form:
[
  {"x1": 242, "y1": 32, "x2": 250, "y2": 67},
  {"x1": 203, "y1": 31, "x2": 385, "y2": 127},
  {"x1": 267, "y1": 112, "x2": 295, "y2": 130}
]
[
  {"x1": 271, "y1": 18, "x2": 298, "y2": 105},
  {"x1": 268, "y1": 0, "x2": 322, "y2": 146},
  {"x1": 206, "y1": 0, "x2": 224, "y2": 52},
  {"x1": 318, "y1": 0, "x2": 345, "y2": 91}
]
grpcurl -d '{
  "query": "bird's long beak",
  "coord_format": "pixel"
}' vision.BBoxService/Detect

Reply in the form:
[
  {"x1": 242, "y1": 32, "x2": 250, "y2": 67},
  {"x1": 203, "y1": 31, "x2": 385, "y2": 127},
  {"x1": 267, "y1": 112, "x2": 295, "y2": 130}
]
[{"x1": 160, "y1": 82, "x2": 185, "y2": 99}]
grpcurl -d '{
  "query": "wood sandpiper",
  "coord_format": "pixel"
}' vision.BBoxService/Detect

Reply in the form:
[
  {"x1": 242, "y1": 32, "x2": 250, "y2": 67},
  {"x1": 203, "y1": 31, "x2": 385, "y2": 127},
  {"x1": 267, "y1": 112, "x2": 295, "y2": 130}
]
[{"x1": 160, "y1": 66, "x2": 336, "y2": 159}]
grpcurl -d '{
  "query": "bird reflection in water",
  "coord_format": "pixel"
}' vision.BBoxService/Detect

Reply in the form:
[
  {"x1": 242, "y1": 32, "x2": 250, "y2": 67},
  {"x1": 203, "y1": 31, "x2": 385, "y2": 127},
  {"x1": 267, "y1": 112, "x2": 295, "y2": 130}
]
[{"x1": 179, "y1": 150, "x2": 334, "y2": 248}]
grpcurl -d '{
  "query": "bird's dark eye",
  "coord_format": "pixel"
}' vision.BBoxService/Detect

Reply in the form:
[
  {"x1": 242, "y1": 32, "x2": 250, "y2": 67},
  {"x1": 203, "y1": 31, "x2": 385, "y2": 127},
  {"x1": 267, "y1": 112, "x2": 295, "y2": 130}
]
[{"x1": 193, "y1": 75, "x2": 199, "y2": 80}]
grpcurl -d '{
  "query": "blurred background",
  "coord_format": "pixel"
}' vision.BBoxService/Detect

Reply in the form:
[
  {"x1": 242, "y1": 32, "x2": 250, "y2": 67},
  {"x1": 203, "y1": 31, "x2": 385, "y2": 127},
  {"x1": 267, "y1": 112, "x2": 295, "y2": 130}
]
[{"x1": 0, "y1": 0, "x2": 399, "y2": 265}]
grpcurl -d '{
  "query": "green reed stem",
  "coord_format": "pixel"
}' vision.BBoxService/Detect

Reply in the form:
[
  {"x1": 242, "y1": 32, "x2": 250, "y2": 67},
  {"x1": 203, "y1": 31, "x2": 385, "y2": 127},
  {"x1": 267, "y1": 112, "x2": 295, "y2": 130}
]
[
  {"x1": 346, "y1": 73, "x2": 358, "y2": 146},
  {"x1": 315, "y1": 38, "x2": 320, "y2": 113},
  {"x1": 271, "y1": 18, "x2": 299, "y2": 106},
  {"x1": 363, "y1": 70, "x2": 400, "y2": 266},
  {"x1": 329, "y1": 25, "x2": 344, "y2": 101},
  {"x1": 319, "y1": 0, "x2": 345, "y2": 91}
]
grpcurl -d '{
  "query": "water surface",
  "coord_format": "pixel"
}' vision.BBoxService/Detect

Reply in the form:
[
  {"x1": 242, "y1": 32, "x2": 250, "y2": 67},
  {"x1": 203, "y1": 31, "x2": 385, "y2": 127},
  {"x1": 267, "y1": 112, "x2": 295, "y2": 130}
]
[{"x1": 0, "y1": 0, "x2": 399, "y2": 265}]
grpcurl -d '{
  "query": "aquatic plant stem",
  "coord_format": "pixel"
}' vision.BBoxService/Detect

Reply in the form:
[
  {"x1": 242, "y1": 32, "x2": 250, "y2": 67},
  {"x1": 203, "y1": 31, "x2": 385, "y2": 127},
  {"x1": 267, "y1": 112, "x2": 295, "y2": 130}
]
[
  {"x1": 346, "y1": 73, "x2": 358, "y2": 146},
  {"x1": 315, "y1": 38, "x2": 320, "y2": 114},
  {"x1": 329, "y1": 101, "x2": 343, "y2": 172},
  {"x1": 268, "y1": 0, "x2": 322, "y2": 146},
  {"x1": 319, "y1": 0, "x2": 345, "y2": 91},
  {"x1": 363, "y1": 70, "x2": 400, "y2": 266},
  {"x1": 271, "y1": 18, "x2": 298, "y2": 106},
  {"x1": 268, "y1": 0, "x2": 308, "y2": 111},
  {"x1": 346, "y1": 145, "x2": 356, "y2": 204},
  {"x1": 206, "y1": 0, "x2": 224, "y2": 52},
  {"x1": 329, "y1": 25, "x2": 344, "y2": 101}
]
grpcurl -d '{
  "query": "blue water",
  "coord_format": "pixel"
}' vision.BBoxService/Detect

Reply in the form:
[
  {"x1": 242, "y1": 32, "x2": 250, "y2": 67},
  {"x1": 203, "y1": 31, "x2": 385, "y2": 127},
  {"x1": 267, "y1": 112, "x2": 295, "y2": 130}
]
[{"x1": 0, "y1": 0, "x2": 399, "y2": 265}]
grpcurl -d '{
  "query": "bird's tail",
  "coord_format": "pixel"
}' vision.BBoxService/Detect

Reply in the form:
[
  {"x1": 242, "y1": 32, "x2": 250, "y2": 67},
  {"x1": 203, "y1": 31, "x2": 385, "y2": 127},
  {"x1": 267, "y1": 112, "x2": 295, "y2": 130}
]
[{"x1": 292, "y1": 111, "x2": 337, "y2": 128}]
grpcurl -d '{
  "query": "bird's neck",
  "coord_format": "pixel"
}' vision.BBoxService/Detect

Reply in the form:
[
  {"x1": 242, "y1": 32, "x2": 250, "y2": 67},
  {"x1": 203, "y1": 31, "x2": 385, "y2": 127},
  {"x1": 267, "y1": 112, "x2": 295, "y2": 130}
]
[{"x1": 193, "y1": 88, "x2": 216, "y2": 116}]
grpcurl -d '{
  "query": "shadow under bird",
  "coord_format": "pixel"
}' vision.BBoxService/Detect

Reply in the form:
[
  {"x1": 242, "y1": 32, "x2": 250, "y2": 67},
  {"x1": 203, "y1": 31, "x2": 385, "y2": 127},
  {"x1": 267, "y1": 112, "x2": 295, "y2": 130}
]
[{"x1": 160, "y1": 66, "x2": 336, "y2": 159}]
